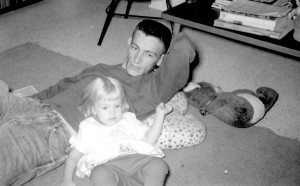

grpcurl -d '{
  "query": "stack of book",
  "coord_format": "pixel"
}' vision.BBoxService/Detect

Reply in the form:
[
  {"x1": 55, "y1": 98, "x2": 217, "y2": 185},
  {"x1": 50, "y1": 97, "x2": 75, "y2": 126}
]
[
  {"x1": 0, "y1": 0, "x2": 10, "y2": 9},
  {"x1": 212, "y1": 0, "x2": 295, "y2": 39}
]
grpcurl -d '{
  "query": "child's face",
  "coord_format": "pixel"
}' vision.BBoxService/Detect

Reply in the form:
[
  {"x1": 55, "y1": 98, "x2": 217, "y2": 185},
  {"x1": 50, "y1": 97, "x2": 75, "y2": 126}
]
[{"x1": 94, "y1": 99, "x2": 124, "y2": 126}]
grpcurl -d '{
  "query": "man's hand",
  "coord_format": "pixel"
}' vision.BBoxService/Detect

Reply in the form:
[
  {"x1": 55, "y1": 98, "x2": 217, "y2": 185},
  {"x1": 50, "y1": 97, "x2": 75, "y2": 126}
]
[{"x1": 183, "y1": 82, "x2": 201, "y2": 92}]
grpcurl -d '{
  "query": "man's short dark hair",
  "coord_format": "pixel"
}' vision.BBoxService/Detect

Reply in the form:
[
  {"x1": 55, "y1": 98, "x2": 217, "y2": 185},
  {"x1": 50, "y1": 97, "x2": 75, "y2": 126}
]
[{"x1": 133, "y1": 19, "x2": 172, "y2": 53}]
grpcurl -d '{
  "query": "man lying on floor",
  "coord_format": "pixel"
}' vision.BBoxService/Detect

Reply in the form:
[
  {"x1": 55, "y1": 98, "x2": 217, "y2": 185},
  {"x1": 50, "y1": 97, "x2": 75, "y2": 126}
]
[{"x1": 0, "y1": 19, "x2": 205, "y2": 186}]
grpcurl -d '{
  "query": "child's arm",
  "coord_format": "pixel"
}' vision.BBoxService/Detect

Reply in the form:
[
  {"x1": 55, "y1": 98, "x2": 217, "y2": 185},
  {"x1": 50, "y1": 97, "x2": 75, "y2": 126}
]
[
  {"x1": 144, "y1": 103, "x2": 172, "y2": 145},
  {"x1": 61, "y1": 148, "x2": 83, "y2": 186}
]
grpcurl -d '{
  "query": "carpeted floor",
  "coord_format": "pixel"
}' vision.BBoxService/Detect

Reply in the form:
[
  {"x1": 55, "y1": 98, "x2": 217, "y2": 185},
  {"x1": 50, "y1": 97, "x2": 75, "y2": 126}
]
[{"x1": 1, "y1": 43, "x2": 300, "y2": 186}]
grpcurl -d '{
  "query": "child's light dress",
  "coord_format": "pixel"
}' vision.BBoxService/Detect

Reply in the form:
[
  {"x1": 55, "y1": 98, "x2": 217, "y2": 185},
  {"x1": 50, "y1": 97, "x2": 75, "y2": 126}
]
[{"x1": 69, "y1": 112, "x2": 164, "y2": 178}]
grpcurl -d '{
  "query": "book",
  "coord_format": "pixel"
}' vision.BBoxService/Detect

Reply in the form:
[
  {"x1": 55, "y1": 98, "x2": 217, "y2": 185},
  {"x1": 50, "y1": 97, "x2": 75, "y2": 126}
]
[
  {"x1": 218, "y1": 10, "x2": 289, "y2": 31},
  {"x1": 213, "y1": 18, "x2": 294, "y2": 39},
  {"x1": 212, "y1": 0, "x2": 232, "y2": 9},
  {"x1": 221, "y1": 0, "x2": 292, "y2": 17},
  {"x1": 212, "y1": 0, "x2": 293, "y2": 10}
]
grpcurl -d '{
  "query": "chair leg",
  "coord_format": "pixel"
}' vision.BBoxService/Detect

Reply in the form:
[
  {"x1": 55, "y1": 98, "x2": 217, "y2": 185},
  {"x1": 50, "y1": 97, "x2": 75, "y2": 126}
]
[
  {"x1": 98, "y1": 0, "x2": 120, "y2": 46},
  {"x1": 166, "y1": 0, "x2": 174, "y2": 31},
  {"x1": 124, "y1": 0, "x2": 134, "y2": 19}
]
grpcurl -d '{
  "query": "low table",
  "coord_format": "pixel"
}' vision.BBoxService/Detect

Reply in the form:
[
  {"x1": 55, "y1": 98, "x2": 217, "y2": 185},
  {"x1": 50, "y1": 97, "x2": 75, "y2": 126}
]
[{"x1": 161, "y1": 0, "x2": 300, "y2": 59}]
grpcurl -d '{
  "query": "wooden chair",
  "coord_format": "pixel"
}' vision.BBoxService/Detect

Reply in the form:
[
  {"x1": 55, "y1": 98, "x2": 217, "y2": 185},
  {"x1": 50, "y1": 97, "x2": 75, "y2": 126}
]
[{"x1": 98, "y1": 0, "x2": 172, "y2": 45}]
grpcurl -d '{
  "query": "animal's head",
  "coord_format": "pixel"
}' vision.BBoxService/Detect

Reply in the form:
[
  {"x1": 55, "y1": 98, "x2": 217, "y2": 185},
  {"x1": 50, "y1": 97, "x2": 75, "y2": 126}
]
[{"x1": 184, "y1": 82, "x2": 220, "y2": 115}]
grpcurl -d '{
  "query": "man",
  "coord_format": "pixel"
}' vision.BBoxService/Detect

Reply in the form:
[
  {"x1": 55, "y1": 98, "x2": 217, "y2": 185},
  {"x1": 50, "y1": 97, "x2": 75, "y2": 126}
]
[{"x1": 0, "y1": 19, "x2": 205, "y2": 186}]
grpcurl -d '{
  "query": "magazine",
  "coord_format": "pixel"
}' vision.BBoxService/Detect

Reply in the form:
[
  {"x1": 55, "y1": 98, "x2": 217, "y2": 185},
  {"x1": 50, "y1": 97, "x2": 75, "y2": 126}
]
[
  {"x1": 213, "y1": 18, "x2": 294, "y2": 39},
  {"x1": 221, "y1": 0, "x2": 292, "y2": 17}
]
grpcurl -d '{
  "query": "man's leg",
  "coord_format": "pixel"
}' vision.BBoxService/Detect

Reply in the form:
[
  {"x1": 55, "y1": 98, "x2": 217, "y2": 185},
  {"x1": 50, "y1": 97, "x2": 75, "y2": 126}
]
[
  {"x1": 0, "y1": 109, "x2": 71, "y2": 186},
  {"x1": 0, "y1": 79, "x2": 71, "y2": 185},
  {"x1": 0, "y1": 79, "x2": 50, "y2": 124}
]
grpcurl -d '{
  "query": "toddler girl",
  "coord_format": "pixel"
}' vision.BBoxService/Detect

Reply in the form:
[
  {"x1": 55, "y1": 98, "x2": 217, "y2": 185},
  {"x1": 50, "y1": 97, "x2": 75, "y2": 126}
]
[{"x1": 61, "y1": 76, "x2": 172, "y2": 186}]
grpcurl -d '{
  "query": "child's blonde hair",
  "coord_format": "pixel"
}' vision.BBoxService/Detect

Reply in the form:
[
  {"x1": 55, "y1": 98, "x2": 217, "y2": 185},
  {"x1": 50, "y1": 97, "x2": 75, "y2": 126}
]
[{"x1": 79, "y1": 77, "x2": 129, "y2": 117}]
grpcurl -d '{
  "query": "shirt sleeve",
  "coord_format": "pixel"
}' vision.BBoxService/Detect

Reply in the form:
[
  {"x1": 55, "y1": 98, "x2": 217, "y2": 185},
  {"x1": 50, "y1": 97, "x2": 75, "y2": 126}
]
[
  {"x1": 69, "y1": 120, "x2": 92, "y2": 154},
  {"x1": 31, "y1": 63, "x2": 110, "y2": 101},
  {"x1": 152, "y1": 33, "x2": 196, "y2": 103}
]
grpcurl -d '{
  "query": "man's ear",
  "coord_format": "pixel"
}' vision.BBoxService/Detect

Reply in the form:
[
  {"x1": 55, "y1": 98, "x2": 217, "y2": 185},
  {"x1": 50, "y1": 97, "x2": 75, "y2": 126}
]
[
  {"x1": 157, "y1": 54, "x2": 164, "y2": 67},
  {"x1": 128, "y1": 37, "x2": 132, "y2": 46}
]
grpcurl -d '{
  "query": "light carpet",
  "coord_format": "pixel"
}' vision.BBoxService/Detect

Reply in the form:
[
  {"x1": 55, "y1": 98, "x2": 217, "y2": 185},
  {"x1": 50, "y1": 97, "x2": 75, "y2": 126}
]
[{"x1": 0, "y1": 43, "x2": 299, "y2": 186}]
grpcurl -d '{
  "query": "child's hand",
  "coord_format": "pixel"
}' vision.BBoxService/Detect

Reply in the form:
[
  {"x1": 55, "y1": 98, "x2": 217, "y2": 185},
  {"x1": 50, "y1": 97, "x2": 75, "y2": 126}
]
[{"x1": 156, "y1": 103, "x2": 173, "y2": 115}]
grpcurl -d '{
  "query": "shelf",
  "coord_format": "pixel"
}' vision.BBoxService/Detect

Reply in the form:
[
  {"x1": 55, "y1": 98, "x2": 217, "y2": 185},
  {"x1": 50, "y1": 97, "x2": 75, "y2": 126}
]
[{"x1": 0, "y1": 0, "x2": 43, "y2": 15}]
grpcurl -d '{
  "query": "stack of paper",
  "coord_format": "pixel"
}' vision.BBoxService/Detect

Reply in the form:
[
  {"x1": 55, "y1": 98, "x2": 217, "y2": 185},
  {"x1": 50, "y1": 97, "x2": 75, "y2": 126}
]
[{"x1": 212, "y1": 0, "x2": 294, "y2": 39}]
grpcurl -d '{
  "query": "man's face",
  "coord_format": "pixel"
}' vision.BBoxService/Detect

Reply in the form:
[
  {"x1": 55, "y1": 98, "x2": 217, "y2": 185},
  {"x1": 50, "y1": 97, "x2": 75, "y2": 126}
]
[{"x1": 122, "y1": 30, "x2": 165, "y2": 76}]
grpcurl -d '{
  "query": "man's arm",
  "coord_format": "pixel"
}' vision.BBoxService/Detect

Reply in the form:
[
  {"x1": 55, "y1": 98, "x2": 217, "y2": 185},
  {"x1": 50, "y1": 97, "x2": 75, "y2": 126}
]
[
  {"x1": 31, "y1": 64, "x2": 110, "y2": 101},
  {"x1": 31, "y1": 76, "x2": 79, "y2": 100},
  {"x1": 154, "y1": 33, "x2": 197, "y2": 103}
]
